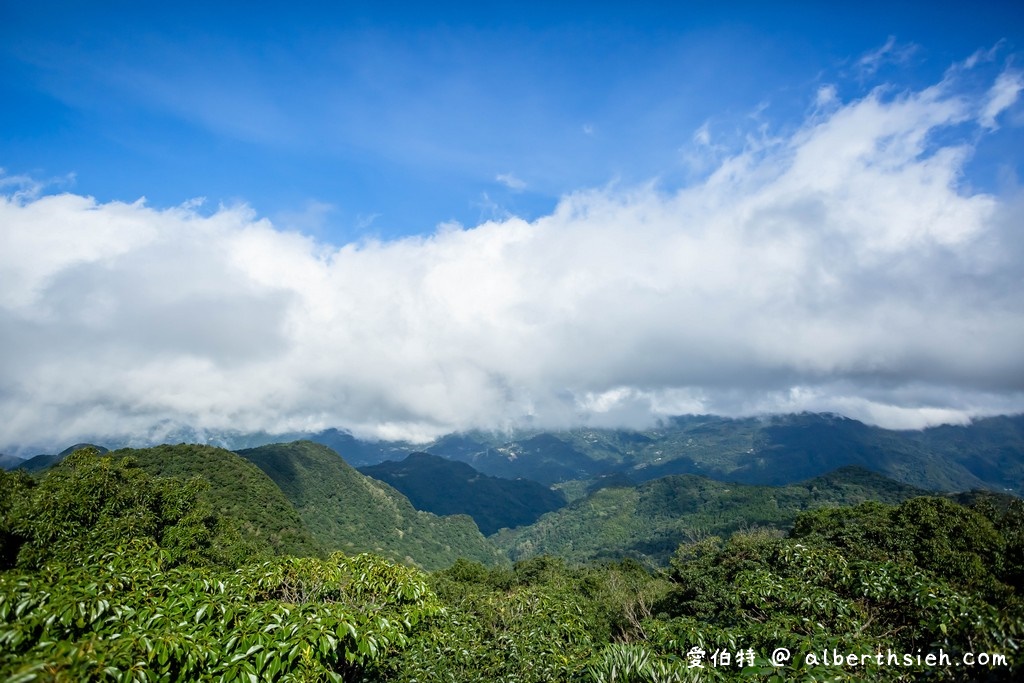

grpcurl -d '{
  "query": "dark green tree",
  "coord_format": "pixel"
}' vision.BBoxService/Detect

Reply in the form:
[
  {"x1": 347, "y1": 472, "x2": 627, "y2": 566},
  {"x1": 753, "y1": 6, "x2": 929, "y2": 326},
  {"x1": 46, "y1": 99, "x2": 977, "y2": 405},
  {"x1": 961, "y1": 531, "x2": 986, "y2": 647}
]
[
  {"x1": 0, "y1": 468, "x2": 35, "y2": 568},
  {"x1": 9, "y1": 447, "x2": 221, "y2": 569}
]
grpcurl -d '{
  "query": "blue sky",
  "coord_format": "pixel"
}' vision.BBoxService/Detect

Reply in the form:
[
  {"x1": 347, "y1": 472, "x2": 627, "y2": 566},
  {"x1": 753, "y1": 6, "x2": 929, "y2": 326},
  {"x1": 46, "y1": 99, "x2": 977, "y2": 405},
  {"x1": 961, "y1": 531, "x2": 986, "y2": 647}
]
[
  {"x1": 2, "y1": 1, "x2": 1024, "y2": 451},
  {"x1": 4, "y1": 1, "x2": 1021, "y2": 240}
]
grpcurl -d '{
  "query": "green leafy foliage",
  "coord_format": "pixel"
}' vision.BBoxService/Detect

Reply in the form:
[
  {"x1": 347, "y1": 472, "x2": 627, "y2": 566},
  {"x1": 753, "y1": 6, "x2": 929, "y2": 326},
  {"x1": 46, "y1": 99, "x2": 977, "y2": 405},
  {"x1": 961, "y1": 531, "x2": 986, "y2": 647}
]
[
  {"x1": 112, "y1": 443, "x2": 323, "y2": 560},
  {"x1": 2, "y1": 438, "x2": 1021, "y2": 681},
  {"x1": 494, "y1": 467, "x2": 928, "y2": 565},
  {"x1": 5, "y1": 448, "x2": 228, "y2": 570},
  {"x1": 376, "y1": 556, "x2": 675, "y2": 682},
  {"x1": 587, "y1": 642, "x2": 695, "y2": 683},
  {"x1": 648, "y1": 500, "x2": 1024, "y2": 681},
  {"x1": 237, "y1": 441, "x2": 507, "y2": 570},
  {"x1": 0, "y1": 543, "x2": 439, "y2": 682},
  {"x1": 0, "y1": 469, "x2": 34, "y2": 568},
  {"x1": 791, "y1": 497, "x2": 1016, "y2": 601}
]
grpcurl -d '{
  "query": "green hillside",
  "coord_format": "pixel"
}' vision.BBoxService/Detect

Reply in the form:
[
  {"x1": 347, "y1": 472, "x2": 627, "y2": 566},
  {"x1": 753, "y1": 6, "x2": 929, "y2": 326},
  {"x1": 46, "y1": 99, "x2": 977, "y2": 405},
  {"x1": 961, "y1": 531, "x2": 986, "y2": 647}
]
[
  {"x1": 415, "y1": 413, "x2": 1024, "y2": 494},
  {"x1": 18, "y1": 412, "x2": 1020, "y2": 494},
  {"x1": 728, "y1": 413, "x2": 982, "y2": 489},
  {"x1": 493, "y1": 465, "x2": 932, "y2": 565},
  {"x1": 909, "y1": 415, "x2": 1024, "y2": 492},
  {"x1": 17, "y1": 443, "x2": 111, "y2": 473},
  {"x1": 3, "y1": 445, "x2": 1022, "y2": 681},
  {"x1": 360, "y1": 452, "x2": 566, "y2": 535},
  {"x1": 111, "y1": 443, "x2": 323, "y2": 559},
  {"x1": 236, "y1": 441, "x2": 506, "y2": 570},
  {"x1": 629, "y1": 413, "x2": 1024, "y2": 492}
]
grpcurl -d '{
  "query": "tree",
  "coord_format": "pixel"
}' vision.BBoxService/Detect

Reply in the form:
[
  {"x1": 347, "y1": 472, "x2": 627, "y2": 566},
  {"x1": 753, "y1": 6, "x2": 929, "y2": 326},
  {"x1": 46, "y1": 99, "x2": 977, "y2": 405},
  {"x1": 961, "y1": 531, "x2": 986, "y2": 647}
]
[
  {"x1": 0, "y1": 468, "x2": 35, "y2": 569},
  {"x1": 9, "y1": 447, "x2": 221, "y2": 569}
]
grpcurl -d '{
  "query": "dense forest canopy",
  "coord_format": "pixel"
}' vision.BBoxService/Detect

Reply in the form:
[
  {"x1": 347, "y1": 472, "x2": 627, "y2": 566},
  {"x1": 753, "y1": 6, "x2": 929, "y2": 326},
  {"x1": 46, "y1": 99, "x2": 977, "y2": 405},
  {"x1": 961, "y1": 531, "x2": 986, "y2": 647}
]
[{"x1": 1, "y1": 446, "x2": 1021, "y2": 680}]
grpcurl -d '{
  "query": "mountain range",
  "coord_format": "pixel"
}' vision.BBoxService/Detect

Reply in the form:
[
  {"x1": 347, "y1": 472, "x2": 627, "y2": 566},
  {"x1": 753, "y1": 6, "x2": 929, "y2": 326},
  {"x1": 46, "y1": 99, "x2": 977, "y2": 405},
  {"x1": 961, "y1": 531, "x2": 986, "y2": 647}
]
[
  {"x1": 8, "y1": 413, "x2": 1023, "y2": 495},
  {"x1": 491, "y1": 465, "x2": 936, "y2": 565},
  {"x1": 4, "y1": 412, "x2": 1022, "y2": 570},
  {"x1": 391, "y1": 413, "x2": 1024, "y2": 495},
  {"x1": 359, "y1": 452, "x2": 566, "y2": 535},
  {"x1": 13, "y1": 441, "x2": 503, "y2": 570}
]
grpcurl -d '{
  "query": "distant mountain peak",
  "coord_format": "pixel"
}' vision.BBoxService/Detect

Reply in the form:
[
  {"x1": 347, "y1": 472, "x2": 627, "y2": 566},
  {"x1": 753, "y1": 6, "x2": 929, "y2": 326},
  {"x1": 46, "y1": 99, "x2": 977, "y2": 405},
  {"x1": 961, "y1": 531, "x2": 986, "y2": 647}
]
[{"x1": 360, "y1": 452, "x2": 566, "y2": 536}]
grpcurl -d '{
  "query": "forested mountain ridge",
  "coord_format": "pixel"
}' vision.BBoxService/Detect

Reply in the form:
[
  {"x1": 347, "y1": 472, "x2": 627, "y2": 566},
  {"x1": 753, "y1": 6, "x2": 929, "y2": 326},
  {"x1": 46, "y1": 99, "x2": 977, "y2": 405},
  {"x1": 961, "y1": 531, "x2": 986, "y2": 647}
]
[
  {"x1": 359, "y1": 452, "x2": 566, "y2": 535},
  {"x1": 410, "y1": 413, "x2": 1024, "y2": 494},
  {"x1": 7, "y1": 413, "x2": 1023, "y2": 497},
  {"x1": 2, "y1": 447, "x2": 1021, "y2": 681},
  {"x1": 8, "y1": 412, "x2": 1022, "y2": 574},
  {"x1": 110, "y1": 443, "x2": 323, "y2": 559},
  {"x1": 236, "y1": 441, "x2": 506, "y2": 570},
  {"x1": 9, "y1": 442, "x2": 504, "y2": 571},
  {"x1": 493, "y1": 465, "x2": 942, "y2": 565}
]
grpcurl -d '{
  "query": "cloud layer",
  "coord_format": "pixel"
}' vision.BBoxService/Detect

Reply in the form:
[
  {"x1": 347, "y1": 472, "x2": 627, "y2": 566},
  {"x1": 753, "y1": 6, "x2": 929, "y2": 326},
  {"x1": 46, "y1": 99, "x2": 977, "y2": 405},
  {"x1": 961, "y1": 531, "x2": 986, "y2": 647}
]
[{"x1": 2, "y1": 65, "x2": 1023, "y2": 451}]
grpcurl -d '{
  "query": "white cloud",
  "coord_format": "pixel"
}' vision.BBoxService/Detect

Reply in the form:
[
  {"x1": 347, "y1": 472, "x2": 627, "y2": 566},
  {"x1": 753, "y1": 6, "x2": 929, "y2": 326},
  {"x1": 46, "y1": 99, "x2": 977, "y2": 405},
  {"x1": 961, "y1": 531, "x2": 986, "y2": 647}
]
[
  {"x1": 815, "y1": 84, "x2": 838, "y2": 108},
  {"x1": 692, "y1": 123, "x2": 711, "y2": 146},
  {"x1": 964, "y1": 42, "x2": 1004, "y2": 70},
  {"x1": 355, "y1": 212, "x2": 381, "y2": 231},
  {"x1": 682, "y1": 122, "x2": 730, "y2": 177},
  {"x1": 495, "y1": 172, "x2": 527, "y2": 191},
  {"x1": 856, "y1": 36, "x2": 918, "y2": 78},
  {"x1": 2, "y1": 66, "x2": 1024, "y2": 452},
  {"x1": 275, "y1": 199, "x2": 336, "y2": 234},
  {"x1": 980, "y1": 70, "x2": 1023, "y2": 129},
  {"x1": 0, "y1": 169, "x2": 76, "y2": 202}
]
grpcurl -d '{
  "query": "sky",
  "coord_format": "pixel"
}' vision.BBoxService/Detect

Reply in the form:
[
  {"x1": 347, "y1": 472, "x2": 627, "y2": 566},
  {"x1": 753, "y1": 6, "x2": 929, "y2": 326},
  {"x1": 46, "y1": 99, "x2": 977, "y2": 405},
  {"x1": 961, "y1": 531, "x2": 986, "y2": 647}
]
[{"x1": 2, "y1": 1, "x2": 1024, "y2": 453}]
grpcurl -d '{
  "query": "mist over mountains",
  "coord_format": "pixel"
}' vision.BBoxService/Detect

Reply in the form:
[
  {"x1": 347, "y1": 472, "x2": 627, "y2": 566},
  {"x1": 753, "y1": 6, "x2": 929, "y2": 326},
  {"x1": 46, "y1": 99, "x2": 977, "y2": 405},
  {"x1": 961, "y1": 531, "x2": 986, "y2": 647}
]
[
  {"x1": 4, "y1": 409, "x2": 1023, "y2": 621},
  {"x1": 9, "y1": 408, "x2": 1024, "y2": 680},
  {"x1": 7, "y1": 413, "x2": 1024, "y2": 497},
  {"x1": 6, "y1": 410, "x2": 1022, "y2": 570}
]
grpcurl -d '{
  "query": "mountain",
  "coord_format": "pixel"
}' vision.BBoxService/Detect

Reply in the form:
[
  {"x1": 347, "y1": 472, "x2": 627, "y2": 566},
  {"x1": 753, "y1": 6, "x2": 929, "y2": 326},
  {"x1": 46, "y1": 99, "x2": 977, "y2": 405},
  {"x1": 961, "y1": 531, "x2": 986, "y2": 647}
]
[
  {"x1": 12, "y1": 411, "x2": 1024, "y2": 495},
  {"x1": 415, "y1": 413, "x2": 1024, "y2": 494},
  {"x1": 236, "y1": 441, "x2": 506, "y2": 570},
  {"x1": 0, "y1": 454, "x2": 26, "y2": 471},
  {"x1": 492, "y1": 465, "x2": 932, "y2": 566},
  {"x1": 425, "y1": 433, "x2": 615, "y2": 485},
  {"x1": 693, "y1": 413, "x2": 979, "y2": 489},
  {"x1": 634, "y1": 409, "x2": 1019, "y2": 493},
  {"x1": 359, "y1": 452, "x2": 566, "y2": 535},
  {"x1": 111, "y1": 443, "x2": 322, "y2": 559},
  {"x1": 306, "y1": 428, "x2": 414, "y2": 466},
  {"x1": 18, "y1": 443, "x2": 111, "y2": 473},
  {"x1": 907, "y1": 415, "x2": 1024, "y2": 493}
]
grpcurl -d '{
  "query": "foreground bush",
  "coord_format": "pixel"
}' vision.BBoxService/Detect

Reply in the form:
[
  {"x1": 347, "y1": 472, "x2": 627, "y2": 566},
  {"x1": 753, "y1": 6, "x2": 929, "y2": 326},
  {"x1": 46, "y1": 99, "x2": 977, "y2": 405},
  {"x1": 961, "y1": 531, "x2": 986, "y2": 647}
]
[{"x1": 0, "y1": 542, "x2": 439, "y2": 682}]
